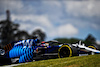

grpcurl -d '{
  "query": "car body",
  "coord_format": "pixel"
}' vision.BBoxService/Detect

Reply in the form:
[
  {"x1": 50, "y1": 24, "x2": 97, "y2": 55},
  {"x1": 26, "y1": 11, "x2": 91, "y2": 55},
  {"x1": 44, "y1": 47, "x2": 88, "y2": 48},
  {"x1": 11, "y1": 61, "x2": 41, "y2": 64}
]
[{"x1": 2, "y1": 39, "x2": 100, "y2": 64}]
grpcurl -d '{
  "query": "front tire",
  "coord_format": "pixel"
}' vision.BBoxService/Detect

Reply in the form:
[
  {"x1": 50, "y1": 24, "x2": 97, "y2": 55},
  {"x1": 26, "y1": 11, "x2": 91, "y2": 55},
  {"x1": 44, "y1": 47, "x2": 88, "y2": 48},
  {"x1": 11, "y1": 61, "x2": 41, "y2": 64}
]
[
  {"x1": 58, "y1": 44, "x2": 78, "y2": 58},
  {"x1": 58, "y1": 45, "x2": 72, "y2": 58}
]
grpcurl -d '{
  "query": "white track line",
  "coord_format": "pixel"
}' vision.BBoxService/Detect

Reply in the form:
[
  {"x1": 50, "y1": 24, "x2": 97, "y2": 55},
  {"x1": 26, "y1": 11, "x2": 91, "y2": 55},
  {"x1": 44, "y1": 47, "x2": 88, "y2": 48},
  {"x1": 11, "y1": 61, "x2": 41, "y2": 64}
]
[{"x1": 1, "y1": 63, "x2": 28, "y2": 67}]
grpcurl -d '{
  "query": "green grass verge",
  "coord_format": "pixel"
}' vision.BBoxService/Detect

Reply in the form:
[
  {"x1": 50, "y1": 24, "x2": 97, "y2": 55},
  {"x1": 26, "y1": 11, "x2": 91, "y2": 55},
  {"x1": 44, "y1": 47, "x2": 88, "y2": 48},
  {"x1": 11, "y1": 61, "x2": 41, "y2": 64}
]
[{"x1": 15, "y1": 54, "x2": 100, "y2": 67}]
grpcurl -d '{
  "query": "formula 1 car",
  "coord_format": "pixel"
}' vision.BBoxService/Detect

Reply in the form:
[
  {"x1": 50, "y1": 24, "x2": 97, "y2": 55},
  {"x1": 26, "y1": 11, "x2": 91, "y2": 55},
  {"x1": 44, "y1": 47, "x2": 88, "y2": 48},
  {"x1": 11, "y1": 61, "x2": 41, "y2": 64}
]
[
  {"x1": 33, "y1": 40, "x2": 100, "y2": 59},
  {"x1": 2, "y1": 39, "x2": 100, "y2": 64}
]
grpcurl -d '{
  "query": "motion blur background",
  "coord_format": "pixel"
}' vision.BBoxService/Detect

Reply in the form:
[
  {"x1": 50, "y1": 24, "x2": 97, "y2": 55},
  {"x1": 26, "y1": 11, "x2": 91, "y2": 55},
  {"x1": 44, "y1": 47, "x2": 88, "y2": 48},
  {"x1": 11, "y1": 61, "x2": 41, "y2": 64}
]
[{"x1": 0, "y1": 0, "x2": 100, "y2": 48}]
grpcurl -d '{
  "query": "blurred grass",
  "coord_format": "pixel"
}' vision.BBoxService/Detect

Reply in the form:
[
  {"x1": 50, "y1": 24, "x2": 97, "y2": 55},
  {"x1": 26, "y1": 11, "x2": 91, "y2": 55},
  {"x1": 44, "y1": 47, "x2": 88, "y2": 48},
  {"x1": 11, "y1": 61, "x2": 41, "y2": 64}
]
[{"x1": 15, "y1": 54, "x2": 100, "y2": 67}]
